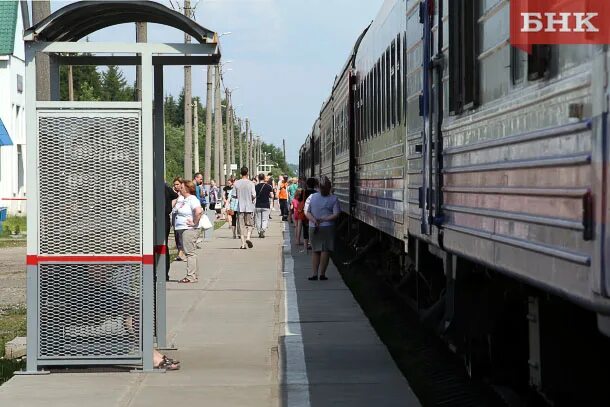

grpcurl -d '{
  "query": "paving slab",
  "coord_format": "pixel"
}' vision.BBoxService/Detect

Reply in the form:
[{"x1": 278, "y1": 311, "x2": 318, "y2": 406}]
[
  {"x1": 0, "y1": 214, "x2": 421, "y2": 407},
  {"x1": 0, "y1": 218, "x2": 284, "y2": 407},
  {"x1": 280, "y1": 222, "x2": 421, "y2": 406}
]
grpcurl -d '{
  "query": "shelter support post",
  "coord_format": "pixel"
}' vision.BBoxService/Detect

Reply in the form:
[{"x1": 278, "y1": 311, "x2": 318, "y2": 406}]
[
  {"x1": 19, "y1": 44, "x2": 48, "y2": 375},
  {"x1": 153, "y1": 64, "x2": 170, "y2": 350},
  {"x1": 140, "y1": 50, "x2": 156, "y2": 372}
]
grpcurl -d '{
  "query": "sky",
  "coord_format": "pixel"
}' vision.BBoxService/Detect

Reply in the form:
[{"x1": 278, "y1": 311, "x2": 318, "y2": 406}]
[{"x1": 48, "y1": 0, "x2": 385, "y2": 164}]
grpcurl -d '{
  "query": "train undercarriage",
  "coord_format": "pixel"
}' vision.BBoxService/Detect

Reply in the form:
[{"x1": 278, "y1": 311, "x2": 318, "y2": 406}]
[{"x1": 339, "y1": 214, "x2": 610, "y2": 406}]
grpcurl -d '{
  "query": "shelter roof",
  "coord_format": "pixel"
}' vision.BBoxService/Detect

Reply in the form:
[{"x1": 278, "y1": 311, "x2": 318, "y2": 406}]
[{"x1": 25, "y1": 1, "x2": 216, "y2": 43}]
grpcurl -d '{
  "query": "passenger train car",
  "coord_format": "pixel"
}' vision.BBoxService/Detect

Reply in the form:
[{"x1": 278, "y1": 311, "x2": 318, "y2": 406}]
[{"x1": 300, "y1": 0, "x2": 610, "y2": 400}]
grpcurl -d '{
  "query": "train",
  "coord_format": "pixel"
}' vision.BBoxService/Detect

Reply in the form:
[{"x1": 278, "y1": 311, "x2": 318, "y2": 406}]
[{"x1": 300, "y1": 0, "x2": 610, "y2": 401}]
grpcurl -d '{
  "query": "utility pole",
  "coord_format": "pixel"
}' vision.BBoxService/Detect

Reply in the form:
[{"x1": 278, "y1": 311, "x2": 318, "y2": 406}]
[
  {"x1": 32, "y1": 1, "x2": 51, "y2": 100},
  {"x1": 224, "y1": 91, "x2": 231, "y2": 180},
  {"x1": 245, "y1": 119, "x2": 251, "y2": 171},
  {"x1": 193, "y1": 99, "x2": 199, "y2": 173},
  {"x1": 283, "y1": 139, "x2": 287, "y2": 166},
  {"x1": 229, "y1": 101, "x2": 235, "y2": 177},
  {"x1": 238, "y1": 118, "x2": 243, "y2": 169},
  {"x1": 249, "y1": 128, "x2": 254, "y2": 173},
  {"x1": 214, "y1": 65, "x2": 223, "y2": 184},
  {"x1": 68, "y1": 66, "x2": 74, "y2": 101},
  {"x1": 183, "y1": 0, "x2": 193, "y2": 180},
  {"x1": 204, "y1": 66, "x2": 213, "y2": 183},
  {"x1": 258, "y1": 137, "x2": 263, "y2": 173},
  {"x1": 135, "y1": 22, "x2": 147, "y2": 101}
]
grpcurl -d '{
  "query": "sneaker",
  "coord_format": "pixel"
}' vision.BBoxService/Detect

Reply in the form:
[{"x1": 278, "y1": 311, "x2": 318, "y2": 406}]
[
  {"x1": 246, "y1": 240, "x2": 253, "y2": 248},
  {"x1": 260, "y1": 231, "x2": 265, "y2": 238}
]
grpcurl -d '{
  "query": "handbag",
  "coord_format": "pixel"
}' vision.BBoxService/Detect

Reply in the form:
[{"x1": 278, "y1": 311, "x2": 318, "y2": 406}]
[{"x1": 199, "y1": 214, "x2": 213, "y2": 230}]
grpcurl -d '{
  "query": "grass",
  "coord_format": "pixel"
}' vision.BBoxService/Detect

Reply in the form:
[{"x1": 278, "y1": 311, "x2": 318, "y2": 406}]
[
  {"x1": 0, "y1": 239, "x2": 26, "y2": 249},
  {"x1": 1, "y1": 215, "x2": 26, "y2": 238},
  {"x1": 0, "y1": 307, "x2": 27, "y2": 385}
]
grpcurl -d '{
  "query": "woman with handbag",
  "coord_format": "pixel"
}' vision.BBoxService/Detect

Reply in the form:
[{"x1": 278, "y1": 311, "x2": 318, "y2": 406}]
[
  {"x1": 223, "y1": 178, "x2": 237, "y2": 238},
  {"x1": 174, "y1": 180, "x2": 203, "y2": 283},
  {"x1": 209, "y1": 180, "x2": 220, "y2": 218}
]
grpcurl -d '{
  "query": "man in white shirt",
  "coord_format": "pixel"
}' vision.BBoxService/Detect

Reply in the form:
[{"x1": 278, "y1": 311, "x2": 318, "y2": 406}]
[{"x1": 232, "y1": 167, "x2": 257, "y2": 249}]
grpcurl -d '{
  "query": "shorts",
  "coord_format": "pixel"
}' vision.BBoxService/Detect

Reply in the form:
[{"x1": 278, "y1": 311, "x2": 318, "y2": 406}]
[{"x1": 238, "y1": 212, "x2": 254, "y2": 229}]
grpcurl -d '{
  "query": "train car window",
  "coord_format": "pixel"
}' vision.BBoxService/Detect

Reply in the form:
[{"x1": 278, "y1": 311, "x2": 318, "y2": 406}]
[
  {"x1": 528, "y1": 45, "x2": 551, "y2": 81},
  {"x1": 511, "y1": 46, "x2": 525, "y2": 85},
  {"x1": 379, "y1": 53, "x2": 386, "y2": 133},
  {"x1": 391, "y1": 40, "x2": 396, "y2": 127},
  {"x1": 397, "y1": 34, "x2": 402, "y2": 125},
  {"x1": 385, "y1": 47, "x2": 391, "y2": 130},
  {"x1": 376, "y1": 60, "x2": 381, "y2": 136},
  {"x1": 448, "y1": 0, "x2": 479, "y2": 114},
  {"x1": 403, "y1": 31, "x2": 407, "y2": 124},
  {"x1": 365, "y1": 73, "x2": 369, "y2": 140},
  {"x1": 372, "y1": 66, "x2": 376, "y2": 137},
  {"x1": 354, "y1": 85, "x2": 360, "y2": 145},
  {"x1": 366, "y1": 70, "x2": 375, "y2": 140}
]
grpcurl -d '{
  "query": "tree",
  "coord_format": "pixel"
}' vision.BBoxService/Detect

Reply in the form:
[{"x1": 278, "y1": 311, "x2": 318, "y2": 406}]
[
  {"x1": 60, "y1": 63, "x2": 102, "y2": 101},
  {"x1": 261, "y1": 142, "x2": 293, "y2": 176},
  {"x1": 101, "y1": 65, "x2": 134, "y2": 101}
]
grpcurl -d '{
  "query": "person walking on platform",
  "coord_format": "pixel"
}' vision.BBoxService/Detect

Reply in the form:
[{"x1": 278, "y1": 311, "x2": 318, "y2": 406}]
[
  {"x1": 171, "y1": 177, "x2": 186, "y2": 261},
  {"x1": 278, "y1": 176, "x2": 289, "y2": 221},
  {"x1": 174, "y1": 180, "x2": 203, "y2": 283},
  {"x1": 287, "y1": 178, "x2": 298, "y2": 224},
  {"x1": 223, "y1": 177, "x2": 236, "y2": 236},
  {"x1": 232, "y1": 167, "x2": 257, "y2": 249},
  {"x1": 255, "y1": 173, "x2": 274, "y2": 238},
  {"x1": 302, "y1": 177, "x2": 319, "y2": 252},
  {"x1": 209, "y1": 179, "x2": 220, "y2": 218},
  {"x1": 164, "y1": 181, "x2": 179, "y2": 281},
  {"x1": 193, "y1": 172, "x2": 206, "y2": 248},
  {"x1": 305, "y1": 176, "x2": 340, "y2": 280}
]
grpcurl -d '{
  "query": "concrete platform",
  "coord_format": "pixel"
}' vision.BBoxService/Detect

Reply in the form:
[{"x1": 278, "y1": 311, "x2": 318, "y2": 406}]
[
  {"x1": 280, "y1": 222, "x2": 420, "y2": 407},
  {"x1": 0, "y1": 216, "x2": 419, "y2": 406}
]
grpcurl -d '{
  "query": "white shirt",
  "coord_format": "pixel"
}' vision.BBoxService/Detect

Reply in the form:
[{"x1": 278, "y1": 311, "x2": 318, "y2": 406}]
[
  {"x1": 173, "y1": 195, "x2": 202, "y2": 230},
  {"x1": 232, "y1": 178, "x2": 256, "y2": 213}
]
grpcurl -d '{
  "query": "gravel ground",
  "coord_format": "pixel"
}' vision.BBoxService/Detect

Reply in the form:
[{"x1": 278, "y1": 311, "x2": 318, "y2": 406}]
[{"x1": 0, "y1": 247, "x2": 26, "y2": 307}]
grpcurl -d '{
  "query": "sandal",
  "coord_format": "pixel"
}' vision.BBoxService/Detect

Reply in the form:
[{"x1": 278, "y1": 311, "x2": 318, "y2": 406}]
[
  {"x1": 156, "y1": 356, "x2": 180, "y2": 371},
  {"x1": 179, "y1": 277, "x2": 194, "y2": 283}
]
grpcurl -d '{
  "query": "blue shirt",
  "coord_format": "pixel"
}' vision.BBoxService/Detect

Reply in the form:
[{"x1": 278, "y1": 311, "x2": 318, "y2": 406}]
[{"x1": 306, "y1": 193, "x2": 340, "y2": 227}]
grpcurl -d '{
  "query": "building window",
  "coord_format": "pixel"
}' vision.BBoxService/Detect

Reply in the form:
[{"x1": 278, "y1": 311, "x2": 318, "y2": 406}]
[
  {"x1": 17, "y1": 74, "x2": 23, "y2": 94},
  {"x1": 449, "y1": 0, "x2": 479, "y2": 114}
]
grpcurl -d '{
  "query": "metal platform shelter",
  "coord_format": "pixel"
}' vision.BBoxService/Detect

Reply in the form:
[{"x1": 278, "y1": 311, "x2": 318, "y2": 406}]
[{"x1": 22, "y1": 1, "x2": 220, "y2": 373}]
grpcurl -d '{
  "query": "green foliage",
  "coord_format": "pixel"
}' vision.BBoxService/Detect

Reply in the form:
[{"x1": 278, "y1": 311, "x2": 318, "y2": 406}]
[
  {"x1": 165, "y1": 124, "x2": 185, "y2": 180},
  {"x1": 261, "y1": 142, "x2": 293, "y2": 177},
  {"x1": 1, "y1": 215, "x2": 26, "y2": 237},
  {"x1": 59, "y1": 62, "x2": 103, "y2": 101},
  {"x1": 101, "y1": 66, "x2": 135, "y2": 101},
  {"x1": 0, "y1": 307, "x2": 27, "y2": 384}
]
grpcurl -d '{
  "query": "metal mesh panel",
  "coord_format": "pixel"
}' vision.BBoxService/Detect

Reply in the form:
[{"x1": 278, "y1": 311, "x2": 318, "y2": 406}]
[
  {"x1": 38, "y1": 113, "x2": 141, "y2": 255},
  {"x1": 39, "y1": 264, "x2": 142, "y2": 359}
]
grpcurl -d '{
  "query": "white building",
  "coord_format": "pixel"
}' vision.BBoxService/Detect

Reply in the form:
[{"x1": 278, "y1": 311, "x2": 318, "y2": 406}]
[{"x1": 0, "y1": 1, "x2": 27, "y2": 214}]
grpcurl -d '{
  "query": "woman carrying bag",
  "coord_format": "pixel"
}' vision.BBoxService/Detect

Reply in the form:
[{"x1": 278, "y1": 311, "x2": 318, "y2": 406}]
[{"x1": 174, "y1": 180, "x2": 203, "y2": 283}]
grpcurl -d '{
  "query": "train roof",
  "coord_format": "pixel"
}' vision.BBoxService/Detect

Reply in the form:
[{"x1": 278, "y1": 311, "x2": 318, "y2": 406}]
[{"x1": 332, "y1": 23, "x2": 371, "y2": 90}]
